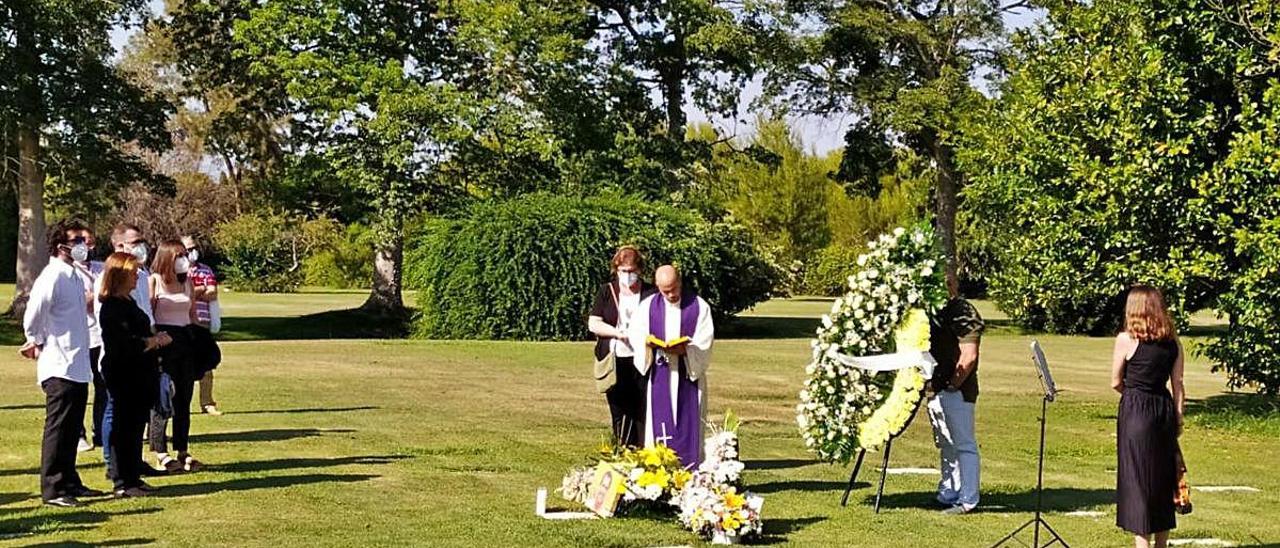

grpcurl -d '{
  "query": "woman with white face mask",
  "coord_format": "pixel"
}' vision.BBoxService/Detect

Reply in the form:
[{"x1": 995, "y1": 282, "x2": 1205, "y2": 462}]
[
  {"x1": 587, "y1": 246, "x2": 657, "y2": 448},
  {"x1": 146, "y1": 240, "x2": 205, "y2": 474}
]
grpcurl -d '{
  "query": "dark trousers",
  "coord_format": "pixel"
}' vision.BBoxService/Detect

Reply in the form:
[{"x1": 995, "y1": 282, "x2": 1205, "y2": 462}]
[
  {"x1": 41, "y1": 378, "x2": 88, "y2": 501},
  {"x1": 81, "y1": 347, "x2": 106, "y2": 446},
  {"x1": 607, "y1": 357, "x2": 647, "y2": 448},
  {"x1": 108, "y1": 388, "x2": 150, "y2": 489},
  {"x1": 149, "y1": 374, "x2": 194, "y2": 455}
]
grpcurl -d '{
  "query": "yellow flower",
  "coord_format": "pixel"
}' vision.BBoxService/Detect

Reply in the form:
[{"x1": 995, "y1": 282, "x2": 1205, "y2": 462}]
[
  {"x1": 722, "y1": 514, "x2": 742, "y2": 531},
  {"x1": 893, "y1": 308, "x2": 932, "y2": 352},
  {"x1": 673, "y1": 470, "x2": 693, "y2": 489},
  {"x1": 723, "y1": 490, "x2": 746, "y2": 510}
]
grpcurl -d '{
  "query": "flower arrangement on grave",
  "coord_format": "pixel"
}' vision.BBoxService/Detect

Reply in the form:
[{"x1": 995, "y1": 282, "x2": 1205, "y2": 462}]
[
  {"x1": 557, "y1": 412, "x2": 764, "y2": 544},
  {"x1": 796, "y1": 224, "x2": 948, "y2": 464}
]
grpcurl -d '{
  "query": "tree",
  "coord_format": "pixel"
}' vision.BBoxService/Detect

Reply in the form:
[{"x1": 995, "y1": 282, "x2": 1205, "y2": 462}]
[
  {"x1": 1, "y1": 1, "x2": 171, "y2": 316},
  {"x1": 233, "y1": 0, "x2": 476, "y2": 315},
  {"x1": 586, "y1": 0, "x2": 760, "y2": 142},
  {"x1": 961, "y1": 0, "x2": 1280, "y2": 392},
  {"x1": 761, "y1": 0, "x2": 1031, "y2": 289}
]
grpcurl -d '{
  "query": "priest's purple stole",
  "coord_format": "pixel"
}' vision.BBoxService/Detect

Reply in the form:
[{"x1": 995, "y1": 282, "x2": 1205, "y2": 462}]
[{"x1": 648, "y1": 292, "x2": 702, "y2": 469}]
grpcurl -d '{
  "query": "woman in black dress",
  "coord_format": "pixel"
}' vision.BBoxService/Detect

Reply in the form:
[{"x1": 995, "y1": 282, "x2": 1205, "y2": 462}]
[
  {"x1": 1111, "y1": 285, "x2": 1185, "y2": 548},
  {"x1": 98, "y1": 252, "x2": 172, "y2": 497}
]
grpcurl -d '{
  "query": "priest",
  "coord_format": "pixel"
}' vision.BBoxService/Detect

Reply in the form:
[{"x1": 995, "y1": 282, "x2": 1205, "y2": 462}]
[{"x1": 628, "y1": 265, "x2": 715, "y2": 468}]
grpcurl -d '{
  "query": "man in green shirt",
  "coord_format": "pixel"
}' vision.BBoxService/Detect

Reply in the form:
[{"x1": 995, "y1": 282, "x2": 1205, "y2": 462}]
[{"x1": 926, "y1": 276, "x2": 985, "y2": 514}]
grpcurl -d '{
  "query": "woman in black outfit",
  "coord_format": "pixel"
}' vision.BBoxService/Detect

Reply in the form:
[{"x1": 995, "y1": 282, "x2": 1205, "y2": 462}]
[
  {"x1": 98, "y1": 252, "x2": 171, "y2": 497},
  {"x1": 587, "y1": 246, "x2": 657, "y2": 447},
  {"x1": 1111, "y1": 285, "x2": 1185, "y2": 548}
]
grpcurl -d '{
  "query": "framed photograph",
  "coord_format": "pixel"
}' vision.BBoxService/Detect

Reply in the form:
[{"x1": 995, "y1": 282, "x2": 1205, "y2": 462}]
[
  {"x1": 584, "y1": 463, "x2": 628, "y2": 518},
  {"x1": 1030, "y1": 339, "x2": 1057, "y2": 401}
]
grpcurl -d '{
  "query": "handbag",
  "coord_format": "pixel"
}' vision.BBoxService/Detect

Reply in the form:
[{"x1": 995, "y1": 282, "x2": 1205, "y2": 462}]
[
  {"x1": 593, "y1": 284, "x2": 620, "y2": 394},
  {"x1": 1175, "y1": 446, "x2": 1193, "y2": 515}
]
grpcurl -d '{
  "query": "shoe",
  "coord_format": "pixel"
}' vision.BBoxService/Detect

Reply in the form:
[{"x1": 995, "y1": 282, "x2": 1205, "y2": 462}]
[
  {"x1": 43, "y1": 496, "x2": 81, "y2": 508},
  {"x1": 181, "y1": 454, "x2": 203, "y2": 473},
  {"x1": 158, "y1": 455, "x2": 184, "y2": 474},
  {"x1": 202, "y1": 405, "x2": 223, "y2": 416},
  {"x1": 77, "y1": 438, "x2": 94, "y2": 453},
  {"x1": 934, "y1": 497, "x2": 958, "y2": 509},
  {"x1": 139, "y1": 463, "x2": 167, "y2": 477},
  {"x1": 69, "y1": 485, "x2": 107, "y2": 498},
  {"x1": 942, "y1": 504, "x2": 973, "y2": 515},
  {"x1": 135, "y1": 481, "x2": 158, "y2": 493},
  {"x1": 114, "y1": 487, "x2": 153, "y2": 498}
]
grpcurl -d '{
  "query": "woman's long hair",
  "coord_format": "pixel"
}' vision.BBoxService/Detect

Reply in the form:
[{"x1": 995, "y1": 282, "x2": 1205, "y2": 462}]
[
  {"x1": 99, "y1": 252, "x2": 139, "y2": 302},
  {"x1": 1124, "y1": 285, "x2": 1176, "y2": 342},
  {"x1": 151, "y1": 239, "x2": 187, "y2": 286}
]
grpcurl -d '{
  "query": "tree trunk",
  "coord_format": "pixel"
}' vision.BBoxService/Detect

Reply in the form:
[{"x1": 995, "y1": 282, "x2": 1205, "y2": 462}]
[
  {"x1": 662, "y1": 67, "x2": 687, "y2": 141},
  {"x1": 10, "y1": 128, "x2": 48, "y2": 319},
  {"x1": 361, "y1": 225, "x2": 406, "y2": 317},
  {"x1": 8, "y1": 3, "x2": 48, "y2": 319},
  {"x1": 929, "y1": 133, "x2": 961, "y2": 295}
]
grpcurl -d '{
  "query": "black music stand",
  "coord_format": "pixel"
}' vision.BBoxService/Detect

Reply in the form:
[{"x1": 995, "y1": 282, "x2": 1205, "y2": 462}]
[
  {"x1": 839, "y1": 395, "x2": 926, "y2": 513},
  {"x1": 991, "y1": 340, "x2": 1069, "y2": 548}
]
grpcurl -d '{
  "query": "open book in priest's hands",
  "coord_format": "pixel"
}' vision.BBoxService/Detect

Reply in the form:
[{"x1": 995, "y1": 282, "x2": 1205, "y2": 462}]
[{"x1": 645, "y1": 335, "x2": 691, "y2": 349}]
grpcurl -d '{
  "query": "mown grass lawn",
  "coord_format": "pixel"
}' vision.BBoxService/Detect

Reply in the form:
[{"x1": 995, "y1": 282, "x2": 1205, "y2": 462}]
[{"x1": 0, "y1": 286, "x2": 1277, "y2": 547}]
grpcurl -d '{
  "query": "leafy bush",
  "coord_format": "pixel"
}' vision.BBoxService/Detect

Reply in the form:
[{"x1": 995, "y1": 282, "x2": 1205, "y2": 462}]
[
  {"x1": 801, "y1": 246, "x2": 862, "y2": 297},
  {"x1": 406, "y1": 193, "x2": 780, "y2": 340},
  {"x1": 212, "y1": 213, "x2": 314, "y2": 293},
  {"x1": 303, "y1": 221, "x2": 375, "y2": 289}
]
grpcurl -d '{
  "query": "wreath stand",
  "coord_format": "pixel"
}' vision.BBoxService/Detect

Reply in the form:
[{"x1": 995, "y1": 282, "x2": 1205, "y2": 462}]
[{"x1": 839, "y1": 395, "x2": 927, "y2": 513}]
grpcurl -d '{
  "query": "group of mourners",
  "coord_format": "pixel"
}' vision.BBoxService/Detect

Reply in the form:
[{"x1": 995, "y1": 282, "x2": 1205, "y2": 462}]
[
  {"x1": 19, "y1": 219, "x2": 224, "y2": 506},
  {"x1": 586, "y1": 246, "x2": 1187, "y2": 548}
]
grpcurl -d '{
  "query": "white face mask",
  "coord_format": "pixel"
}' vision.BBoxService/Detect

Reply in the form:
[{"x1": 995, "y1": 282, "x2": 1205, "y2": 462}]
[
  {"x1": 187, "y1": 249, "x2": 200, "y2": 263},
  {"x1": 175, "y1": 257, "x2": 191, "y2": 275},
  {"x1": 618, "y1": 271, "x2": 639, "y2": 287},
  {"x1": 70, "y1": 243, "x2": 89, "y2": 264},
  {"x1": 130, "y1": 243, "x2": 148, "y2": 265}
]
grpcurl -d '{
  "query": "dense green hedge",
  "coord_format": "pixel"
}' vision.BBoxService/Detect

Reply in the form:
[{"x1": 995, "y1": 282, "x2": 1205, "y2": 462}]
[
  {"x1": 406, "y1": 193, "x2": 780, "y2": 340},
  {"x1": 213, "y1": 213, "x2": 303, "y2": 293}
]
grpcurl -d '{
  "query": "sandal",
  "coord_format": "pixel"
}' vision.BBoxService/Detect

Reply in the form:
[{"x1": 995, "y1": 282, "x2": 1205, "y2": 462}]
[
  {"x1": 181, "y1": 454, "x2": 203, "y2": 473},
  {"x1": 158, "y1": 455, "x2": 184, "y2": 474}
]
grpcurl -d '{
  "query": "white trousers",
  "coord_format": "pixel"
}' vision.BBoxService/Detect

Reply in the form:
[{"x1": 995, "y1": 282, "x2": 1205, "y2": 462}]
[{"x1": 927, "y1": 390, "x2": 980, "y2": 509}]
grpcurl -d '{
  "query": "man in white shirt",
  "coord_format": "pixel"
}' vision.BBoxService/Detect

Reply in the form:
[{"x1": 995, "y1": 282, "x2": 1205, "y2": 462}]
[{"x1": 19, "y1": 220, "x2": 108, "y2": 507}]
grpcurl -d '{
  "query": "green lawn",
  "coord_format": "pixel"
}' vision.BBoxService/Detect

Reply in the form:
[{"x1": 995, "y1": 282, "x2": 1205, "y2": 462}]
[{"x1": 0, "y1": 287, "x2": 1277, "y2": 546}]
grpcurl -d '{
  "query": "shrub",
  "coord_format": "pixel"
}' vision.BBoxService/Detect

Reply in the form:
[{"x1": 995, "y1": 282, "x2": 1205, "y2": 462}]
[
  {"x1": 212, "y1": 213, "x2": 305, "y2": 293},
  {"x1": 302, "y1": 221, "x2": 375, "y2": 289},
  {"x1": 801, "y1": 245, "x2": 863, "y2": 297},
  {"x1": 406, "y1": 193, "x2": 780, "y2": 340}
]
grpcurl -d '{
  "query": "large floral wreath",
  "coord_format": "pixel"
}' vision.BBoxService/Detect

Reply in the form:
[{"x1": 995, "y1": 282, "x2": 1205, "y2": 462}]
[{"x1": 797, "y1": 224, "x2": 948, "y2": 464}]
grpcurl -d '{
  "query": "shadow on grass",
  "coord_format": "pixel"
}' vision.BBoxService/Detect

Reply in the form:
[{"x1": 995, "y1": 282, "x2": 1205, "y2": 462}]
[
  {"x1": 720, "y1": 316, "x2": 817, "y2": 339},
  {"x1": 189, "y1": 428, "x2": 356, "y2": 444},
  {"x1": 24, "y1": 539, "x2": 155, "y2": 547},
  {"x1": 0, "y1": 461, "x2": 102, "y2": 479},
  {"x1": 0, "y1": 508, "x2": 160, "y2": 542},
  {"x1": 755, "y1": 516, "x2": 829, "y2": 545},
  {"x1": 0, "y1": 314, "x2": 21, "y2": 346},
  {"x1": 868, "y1": 488, "x2": 1113, "y2": 513},
  {"x1": 0, "y1": 403, "x2": 43, "y2": 411},
  {"x1": 156, "y1": 473, "x2": 379, "y2": 498},
  {"x1": 0, "y1": 492, "x2": 35, "y2": 507},
  {"x1": 209, "y1": 455, "x2": 410, "y2": 474},
  {"x1": 752, "y1": 480, "x2": 869, "y2": 494},
  {"x1": 1186, "y1": 393, "x2": 1280, "y2": 435},
  {"x1": 229, "y1": 406, "x2": 379, "y2": 416},
  {"x1": 744, "y1": 459, "x2": 821, "y2": 471},
  {"x1": 216, "y1": 308, "x2": 411, "y2": 341}
]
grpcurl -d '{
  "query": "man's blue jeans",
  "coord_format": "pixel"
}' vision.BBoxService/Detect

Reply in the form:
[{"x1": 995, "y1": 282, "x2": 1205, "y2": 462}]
[{"x1": 928, "y1": 390, "x2": 980, "y2": 509}]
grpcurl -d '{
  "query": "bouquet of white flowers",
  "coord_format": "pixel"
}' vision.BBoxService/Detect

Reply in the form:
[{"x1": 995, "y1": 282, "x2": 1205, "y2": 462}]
[{"x1": 797, "y1": 224, "x2": 948, "y2": 463}]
